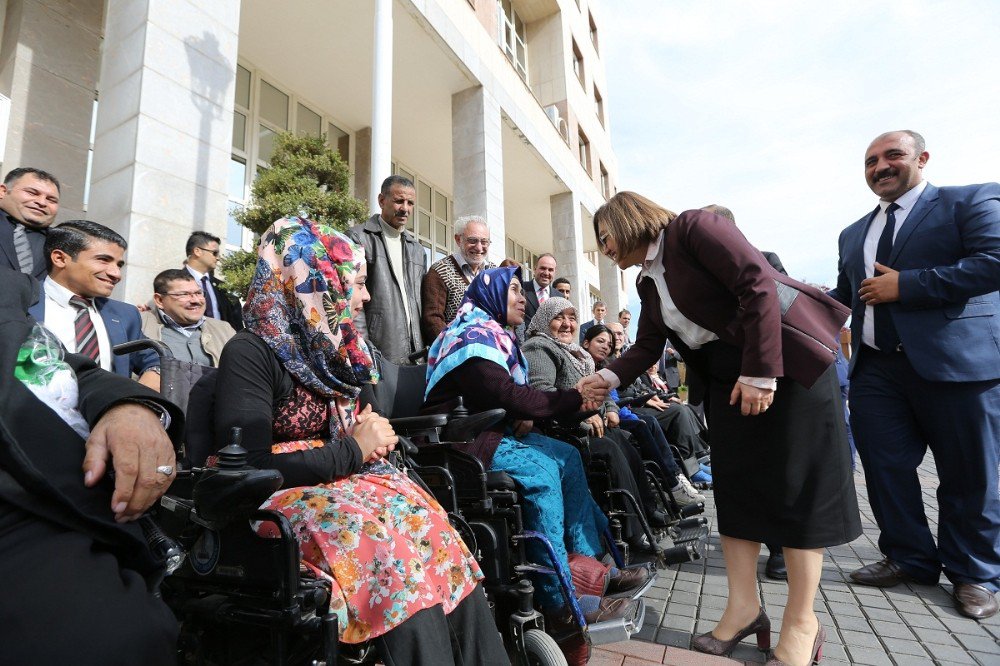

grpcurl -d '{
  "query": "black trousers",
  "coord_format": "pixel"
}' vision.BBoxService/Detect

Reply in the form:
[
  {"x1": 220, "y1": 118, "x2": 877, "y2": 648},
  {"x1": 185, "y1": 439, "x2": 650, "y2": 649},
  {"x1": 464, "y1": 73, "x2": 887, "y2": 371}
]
[
  {"x1": 589, "y1": 430, "x2": 655, "y2": 542},
  {"x1": 374, "y1": 584, "x2": 508, "y2": 665},
  {"x1": 0, "y1": 501, "x2": 178, "y2": 666},
  {"x1": 634, "y1": 403, "x2": 709, "y2": 461}
]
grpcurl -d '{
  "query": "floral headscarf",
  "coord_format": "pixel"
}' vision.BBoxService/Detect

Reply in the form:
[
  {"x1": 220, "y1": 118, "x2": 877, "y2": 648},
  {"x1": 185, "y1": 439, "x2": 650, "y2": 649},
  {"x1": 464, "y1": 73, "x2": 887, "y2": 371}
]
[
  {"x1": 244, "y1": 217, "x2": 377, "y2": 422},
  {"x1": 526, "y1": 296, "x2": 595, "y2": 378},
  {"x1": 425, "y1": 266, "x2": 527, "y2": 398}
]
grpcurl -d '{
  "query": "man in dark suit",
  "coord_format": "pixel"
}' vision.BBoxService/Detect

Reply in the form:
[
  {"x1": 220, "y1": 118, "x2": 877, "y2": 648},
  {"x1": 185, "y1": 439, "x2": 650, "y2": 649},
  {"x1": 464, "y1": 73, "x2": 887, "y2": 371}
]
[
  {"x1": 578, "y1": 301, "x2": 607, "y2": 343},
  {"x1": 184, "y1": 231, "x2": 244, "y2": 331},
  {"x1": 522, "y1": 253, "x2": 557, "y2": 330},
  {"x1": 27, "y1": 220, "x2": 160, "y2": 388},
  {"x1": 0, "y1": 167, "x2": 61, "y2": 281},
  {"x1": 830, "y1": 130, "x2": 1000, "y2": 619},
  {"x1": 0, "y1": 268, "x2": 181, "y2": 664}
]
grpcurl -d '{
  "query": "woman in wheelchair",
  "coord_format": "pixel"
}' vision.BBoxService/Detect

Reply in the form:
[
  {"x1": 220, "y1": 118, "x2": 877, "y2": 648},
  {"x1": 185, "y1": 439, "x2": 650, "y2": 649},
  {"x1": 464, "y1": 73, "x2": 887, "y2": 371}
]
[
  {"x1": 213, "y1": 217, "x2": 507, "y2": 665},
  {"x1": 520, "y1": 297, "x2": 668, "y2": 544},
  {"x1": 421, "y1": 266, "x2": 648, "y2": 625},
  {"x1": 581, "y1": 325, "x2": 706, "y2": 508}
]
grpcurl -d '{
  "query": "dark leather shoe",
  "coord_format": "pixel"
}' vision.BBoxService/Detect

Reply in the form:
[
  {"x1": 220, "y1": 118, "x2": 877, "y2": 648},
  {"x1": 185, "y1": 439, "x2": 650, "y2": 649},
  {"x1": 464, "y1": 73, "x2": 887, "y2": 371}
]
[
  {"x1": 850, "y1": 558, "x2": 916, "y2": 587},
  {"x1": 605, "y1": 564, "x2": 653, "y2": 596},
  {"x1": 954, "y1": 583, "x2": 999, "y2": 620},
  {"x1": 692, "y1": 608, "x2": 771, "y2": 656},
  {"x1": 765, "y1": 551, "x2": 788, "y2": 581}
]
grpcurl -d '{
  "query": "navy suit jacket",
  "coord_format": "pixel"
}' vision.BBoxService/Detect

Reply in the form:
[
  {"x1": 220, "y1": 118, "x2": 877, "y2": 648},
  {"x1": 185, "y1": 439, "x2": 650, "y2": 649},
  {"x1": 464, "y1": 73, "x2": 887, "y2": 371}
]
[
  {"x1": 28, "y1": 283, "x2": 159, "y2": 377},
  {"x1": 830, "y1": 183, "x2": 1000, "y2": 382}
]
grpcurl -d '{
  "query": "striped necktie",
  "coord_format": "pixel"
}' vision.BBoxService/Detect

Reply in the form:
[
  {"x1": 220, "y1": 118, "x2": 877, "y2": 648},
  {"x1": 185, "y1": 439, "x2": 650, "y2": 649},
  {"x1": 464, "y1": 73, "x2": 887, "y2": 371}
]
[
  {"x1": 11, "y1": 222, "x2": 33, "y2": 274},
  {"x1": 69, "y1": 295, "x2": 101, "y2": 363}
]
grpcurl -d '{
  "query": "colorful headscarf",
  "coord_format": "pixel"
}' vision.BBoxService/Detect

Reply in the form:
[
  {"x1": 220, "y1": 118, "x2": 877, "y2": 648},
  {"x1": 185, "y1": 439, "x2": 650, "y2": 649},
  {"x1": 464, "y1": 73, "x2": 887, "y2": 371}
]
[
  {"x1": 526, "y1": 296, "x2": 595, "y2": 378},
  {"x1": 244, "y1": 217, "x2": 377, "y2": 412},
  {"x1": 425, "y1": 266, "x2": 527, "y2": 398}
]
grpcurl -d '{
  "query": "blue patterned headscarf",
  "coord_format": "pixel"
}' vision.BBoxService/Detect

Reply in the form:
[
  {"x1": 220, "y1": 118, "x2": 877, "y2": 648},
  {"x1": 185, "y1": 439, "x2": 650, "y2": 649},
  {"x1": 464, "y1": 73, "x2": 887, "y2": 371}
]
[{"x1": 425, "y1": 266, "x2": 528, "y2": 397}]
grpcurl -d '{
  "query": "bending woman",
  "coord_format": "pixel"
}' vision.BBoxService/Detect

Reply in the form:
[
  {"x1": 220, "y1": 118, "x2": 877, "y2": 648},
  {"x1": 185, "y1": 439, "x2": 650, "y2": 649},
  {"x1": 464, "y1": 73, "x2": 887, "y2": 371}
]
[
  {"x1": 421, "y1": 266, "x2": 645, "y2": 622},
  {"x1": 214, "y1": 217, "x2": 507, "y2": 665},
  {"x1": 582, "y1": 193, "x2": 861, "y2": 666}
]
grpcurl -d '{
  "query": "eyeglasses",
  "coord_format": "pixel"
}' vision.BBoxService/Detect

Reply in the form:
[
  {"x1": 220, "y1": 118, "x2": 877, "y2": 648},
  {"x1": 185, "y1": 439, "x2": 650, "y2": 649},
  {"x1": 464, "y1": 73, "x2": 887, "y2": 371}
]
[
  {"x1": 163, "y1": 290, "x2": 205, "y2": 300},
  {"x1": 597, "y1": 232, "x2": 612, "y2": 250},
  {"x1": 197, "y1": 246, "x2": 220, "y2": 257},
  {"x1": 463, "y1": 237, "x2": 492, "y2": 247}
]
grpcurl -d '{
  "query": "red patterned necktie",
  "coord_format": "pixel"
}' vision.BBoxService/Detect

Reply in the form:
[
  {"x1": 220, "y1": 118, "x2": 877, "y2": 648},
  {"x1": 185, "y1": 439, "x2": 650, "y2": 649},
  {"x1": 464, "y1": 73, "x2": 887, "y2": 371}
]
[{"x1": 69, "y1": 295, "x2": 101, "y2": 362}]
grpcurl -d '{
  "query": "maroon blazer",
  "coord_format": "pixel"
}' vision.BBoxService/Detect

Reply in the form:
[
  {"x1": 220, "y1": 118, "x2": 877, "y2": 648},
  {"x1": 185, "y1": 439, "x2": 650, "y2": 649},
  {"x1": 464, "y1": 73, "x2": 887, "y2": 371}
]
[{"x1": 608, "y1": 210, "x2": 850, "y2": 390}]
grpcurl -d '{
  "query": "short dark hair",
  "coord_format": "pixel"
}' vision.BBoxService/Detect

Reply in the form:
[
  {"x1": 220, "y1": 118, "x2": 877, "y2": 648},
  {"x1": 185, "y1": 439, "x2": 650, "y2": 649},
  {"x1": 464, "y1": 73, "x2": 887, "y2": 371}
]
[
  {"x1": 553, "y1": 277, "x2": 571, "y2": 289},
  {"x1": 593, "y1": 300, "x2": 606, "y2": 310},
  {"x1": 45, "y1": 220, "x2": 127, "y2": 271},
  {"x1": 186, "y1": 231, "x2": 222, "y2": 257},
  {"x1": 872, "y1": 129, "x2": 926, "y2": 154},
  {"x1": 584, "y1": 323, "x2": 617, "y2": 356},
  {"x1": 380, "y1": 175, "x2": 414, "y2": 196},
  {"x1": 154, "y1": 268, "x2": 197, "y2": 294},
  {"x1": 618, "y1": 309, "x2": 631, "y2": 318},
  {"x1": 4, "y1": 167, "x2": 61, "y2": 193}
]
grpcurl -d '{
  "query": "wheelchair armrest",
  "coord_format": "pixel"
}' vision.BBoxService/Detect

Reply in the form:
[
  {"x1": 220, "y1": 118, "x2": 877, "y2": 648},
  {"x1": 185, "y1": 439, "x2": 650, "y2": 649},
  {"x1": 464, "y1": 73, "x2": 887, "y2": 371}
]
[
  {"x1": 112, "y1": 339, "x2": 174, "y2": 361},
  {"x1": 389, "y1": 414, "x2": 449, "y2": 436},
  {"x1": 396, "y1": 435, "x2": 419, "y2": 456},
  {"x1": 193, "y1": 466, "x2": 284, "y2": 528},
  {"x1": 441, "y1": 409, "x2": 506, "y2": 442},
  {"x1": 553, "y1": 408, "x2": 599, "y2": 427},
  {"x1": 616, "y1": 392, "x2": 656, "y2": 409}
]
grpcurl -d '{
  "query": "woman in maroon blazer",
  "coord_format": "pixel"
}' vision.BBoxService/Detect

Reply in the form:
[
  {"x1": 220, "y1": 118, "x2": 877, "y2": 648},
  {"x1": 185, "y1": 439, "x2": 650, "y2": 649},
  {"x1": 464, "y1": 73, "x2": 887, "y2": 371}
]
[{"x1": 582, "y1": 192, "x2": 861, "y2": 666}]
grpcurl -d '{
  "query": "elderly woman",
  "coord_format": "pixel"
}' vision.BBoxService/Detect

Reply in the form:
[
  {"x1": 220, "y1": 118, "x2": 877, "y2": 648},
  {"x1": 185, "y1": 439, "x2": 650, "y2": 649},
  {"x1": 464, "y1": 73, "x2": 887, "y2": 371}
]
[
  {"x1": 421, "y1": 266, "x2": 646, "y2": 626},
  {"x1": 522, "y1": 297, "x2": 667, "y2": 539},
  {"x1": 582, "y1": 192, "x2": 860, "y2": 666},
  {"x1": 213, "y1": 217, "x2": 507, "y2": 664}
]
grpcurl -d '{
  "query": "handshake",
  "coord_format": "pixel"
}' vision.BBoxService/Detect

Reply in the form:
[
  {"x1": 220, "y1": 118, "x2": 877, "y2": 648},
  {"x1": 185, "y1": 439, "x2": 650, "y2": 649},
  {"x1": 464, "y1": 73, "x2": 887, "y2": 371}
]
[{"x1": 575, "y1": 373, "x2": 611, "y2": 411}]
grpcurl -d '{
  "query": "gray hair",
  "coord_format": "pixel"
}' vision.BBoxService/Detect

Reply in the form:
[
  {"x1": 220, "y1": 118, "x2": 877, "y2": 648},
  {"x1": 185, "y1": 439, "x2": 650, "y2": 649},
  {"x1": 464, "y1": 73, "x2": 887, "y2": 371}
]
[{"x1": 454, "y1": 215, "x2": 487, "y2": 237}]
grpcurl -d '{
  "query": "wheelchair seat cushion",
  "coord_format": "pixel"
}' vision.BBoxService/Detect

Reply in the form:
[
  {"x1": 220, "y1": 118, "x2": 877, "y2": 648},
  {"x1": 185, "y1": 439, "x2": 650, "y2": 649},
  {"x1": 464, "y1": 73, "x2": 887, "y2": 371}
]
[{"x1": 485, "y1": 471, "x2": 516, "y2": 491}]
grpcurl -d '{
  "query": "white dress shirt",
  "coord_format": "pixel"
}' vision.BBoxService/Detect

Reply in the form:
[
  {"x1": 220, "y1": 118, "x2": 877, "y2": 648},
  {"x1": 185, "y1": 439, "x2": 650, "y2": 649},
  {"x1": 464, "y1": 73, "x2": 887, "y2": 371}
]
[
  {"x1": 41, "y1": 277, "x2": 113, "y2": 371},
  {"x1": 599, "y1": 230, "x2": 776, "y2": 390},
  {"x1": 379, "y1": 217, "x2": 413, "y2": 326},
  {"x1": 861, "y1": 180, "x2": 928, "y2": 349},
  {"x1": 185, "y1": 265, "x2": 220, "y2": 319}
]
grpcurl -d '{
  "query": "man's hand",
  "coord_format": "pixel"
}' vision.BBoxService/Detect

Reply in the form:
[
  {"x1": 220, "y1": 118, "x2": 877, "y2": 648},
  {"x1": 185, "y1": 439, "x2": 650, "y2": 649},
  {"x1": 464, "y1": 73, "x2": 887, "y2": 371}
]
[
  {"x1": 729, "y1": 382, "x2": 775, "y2": 416},
  {"x1": 512, "y1": 419, "x2": 534, "y2": 437},
  {"x1": 585, "y1": 414, "x2": 605, "y2": 438},
  {"x1": 83, "y1": 403, "x2": 176, "y2": 523},
  {"x1": 576, "y1": 374, "x2": 610, "y2": 409},
  {"x1": 859, "y1": 262, "x2": 901, "y2": 305},
  {"x1": 605, "y1": 411, "x2": 620, "y2": 428}
]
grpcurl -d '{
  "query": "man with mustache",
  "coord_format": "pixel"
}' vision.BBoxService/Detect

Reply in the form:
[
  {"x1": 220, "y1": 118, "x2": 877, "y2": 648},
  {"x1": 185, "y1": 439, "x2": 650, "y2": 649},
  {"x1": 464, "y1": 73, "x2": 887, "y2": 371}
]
[
  {"x1": 831, "y1": 130, "x2": 1000, "y2": 619},
  {"x1": 0, "y1": 167, "x2": 61, "y2": 281},
  {"x1": 28, "y1": 220, "x2": 160, "y2": 389}
]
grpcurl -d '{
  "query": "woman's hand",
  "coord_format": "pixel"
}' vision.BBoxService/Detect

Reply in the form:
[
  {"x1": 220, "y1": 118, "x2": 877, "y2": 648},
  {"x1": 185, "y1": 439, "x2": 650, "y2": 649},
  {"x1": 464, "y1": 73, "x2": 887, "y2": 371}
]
[
  {"x1": 585, "y1": 413, "x2": 605, "y2": 438},
  {"x1": 605, "y1": 411, "x2": 620, "y2": 428},
  {"x1": 512, "y1": 419, "x2": 534, "y2": 437},
  {"x1": 646, "y1": 396, "x2": 668, "y2": 411},
  {"x1": 729, "y1": 382, "x2": 775, "y2": 416},
  {"x1": 576, "y1": 374, "x2": 610, "y2": 409},
  {"x1": 353, "y1": 404, "x2": 398, "y2": 460}
]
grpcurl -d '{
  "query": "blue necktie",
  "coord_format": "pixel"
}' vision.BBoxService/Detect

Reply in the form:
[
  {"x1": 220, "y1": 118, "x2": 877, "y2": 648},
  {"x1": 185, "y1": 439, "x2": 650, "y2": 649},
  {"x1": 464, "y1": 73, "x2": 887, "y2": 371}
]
[{"x1": 873, "y1": 203, "x2": 900, "y2": 352}]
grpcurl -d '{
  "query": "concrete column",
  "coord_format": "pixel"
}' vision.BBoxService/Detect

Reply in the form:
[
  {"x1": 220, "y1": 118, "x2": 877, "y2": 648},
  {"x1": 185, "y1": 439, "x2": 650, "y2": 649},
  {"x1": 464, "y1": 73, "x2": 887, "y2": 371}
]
[
  {"x1": 88, "y1": 0, "x2": 241, "y2": 303},
  {"x1": 550, "y1": 191, "x2": 586, "y2": 314},
  {"x1": 369, "y1": 0, "x2": 392, "y2": 211},
  {"x1": 452, "y1": 85, "x2": 505, "y2": 263},
  {"x1": 597, "y1": 252, "x2": 622, "y2": 315},
  {"x1": 0, "y1": 0, "x2": 103, "y2": 219},
  {"x1": 354, "y1": 126, "x2": 372, "y2": 206}
]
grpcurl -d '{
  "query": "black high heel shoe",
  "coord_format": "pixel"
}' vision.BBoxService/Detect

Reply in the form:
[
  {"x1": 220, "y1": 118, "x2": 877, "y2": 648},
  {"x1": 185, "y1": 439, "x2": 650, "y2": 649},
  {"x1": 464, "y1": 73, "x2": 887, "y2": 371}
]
[{"x1": 691, "y1": 608, "x2": 771, "y2": 656}]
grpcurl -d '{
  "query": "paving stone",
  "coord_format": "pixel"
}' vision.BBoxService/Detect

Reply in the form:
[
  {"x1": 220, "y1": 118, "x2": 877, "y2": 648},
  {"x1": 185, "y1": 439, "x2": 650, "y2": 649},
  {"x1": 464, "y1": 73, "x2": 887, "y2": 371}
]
[
  {"x1": 843, "y1": 646, "x2": 893, "y2": 665},
  {"x1": 654, "y1": 627, "x2": 692, "y2": 648},
  {"x1": 826, "y1": 600, "x2": 866, "y2": 618},
  {"x1": 666, "y1": 591, "x2": 699, "y2": 606},
  {"x1": 589, "y1": 649, "x2": 625, "y2": 666},
  {"x1": 671, "y1": 580, "x2": 700, "y2": 594},
  {"x1": 833, "y1": 613, "x2": 872, "y2": 633},
  {"x1": 837, "y1": 628, "x2": 883, "y2": 649},
  {"x1": 972, "y1": 651, "x2": 1000, "y2": 666},
  {"x1": 664, "y1": 603, "x2": 696, "y2": 618},
  {"x1": 697, "y1": 606, "x2": 723, "y2": 622},
  {"x1": 913, "y1": 626, "x2": 962, "y2": 647},
  {"x1": 659, "y1": 614, "x2": 695, "y2": 632},
  {"x1": 601, "y1": 640, "x2": 667, "y2": 662},
  {"x1": 956, "y1": 633, "x2": 1000, "y2": 653},
  {"x1": 924, "y1": 640, "x2": 979, "y2": 663},
  {"x1": 879, "y1": 635, "x2": 928, "y2": 656},
  {"x1": 862, "y1": 606, "x2": 902, "y2": 622},
  {"x1": 899, "y1": 611, "x2": 945, "y2": 630}
]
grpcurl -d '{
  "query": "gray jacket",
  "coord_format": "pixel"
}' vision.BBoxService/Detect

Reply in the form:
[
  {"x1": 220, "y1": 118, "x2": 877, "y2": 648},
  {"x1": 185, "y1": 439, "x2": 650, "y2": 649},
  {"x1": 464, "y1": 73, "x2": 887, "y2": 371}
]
[
  {"x1": 522, "y1": 333, "x2": 617, "y2": 414},
  {"x1": 347, "y1": 214, "x2": 426, "y2": 363}
]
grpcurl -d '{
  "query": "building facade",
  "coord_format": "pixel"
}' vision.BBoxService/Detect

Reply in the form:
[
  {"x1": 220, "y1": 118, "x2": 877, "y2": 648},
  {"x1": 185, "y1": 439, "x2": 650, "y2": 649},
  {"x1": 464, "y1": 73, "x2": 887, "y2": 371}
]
[{"x1": 0, "y1": 0, "x2": 627, "y2": 312}]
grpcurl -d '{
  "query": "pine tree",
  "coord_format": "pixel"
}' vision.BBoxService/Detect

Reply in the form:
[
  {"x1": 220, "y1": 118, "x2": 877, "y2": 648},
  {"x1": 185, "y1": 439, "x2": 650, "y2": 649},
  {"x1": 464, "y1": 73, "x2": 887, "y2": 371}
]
[{"x1": 219, "y1": 132, "x2": 368, "y2": 296}]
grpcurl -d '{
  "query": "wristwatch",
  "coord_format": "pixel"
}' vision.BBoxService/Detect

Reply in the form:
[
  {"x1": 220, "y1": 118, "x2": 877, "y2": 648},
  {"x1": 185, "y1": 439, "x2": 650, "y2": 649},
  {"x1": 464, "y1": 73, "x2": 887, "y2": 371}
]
[{"x1": 119, "y1": 398, "x2": 171, "y2": 429}]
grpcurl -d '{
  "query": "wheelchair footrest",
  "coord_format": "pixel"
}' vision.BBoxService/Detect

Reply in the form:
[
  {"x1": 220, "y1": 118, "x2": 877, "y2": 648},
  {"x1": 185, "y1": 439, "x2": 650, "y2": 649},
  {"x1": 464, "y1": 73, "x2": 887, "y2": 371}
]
[
  {"x1": 585, "y1": 598, "x2": 646, "y2": 646},
  {"x1": 668, "y1": 518, "x2": 710, "y2": 545}
]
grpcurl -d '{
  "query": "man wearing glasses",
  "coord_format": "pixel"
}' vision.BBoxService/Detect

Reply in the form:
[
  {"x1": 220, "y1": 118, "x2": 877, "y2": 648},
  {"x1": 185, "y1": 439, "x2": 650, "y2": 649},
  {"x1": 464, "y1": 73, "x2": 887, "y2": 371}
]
[
  {"x1": 183, "y1": 231, "x2": 244, "y2": 331},
  {"x1": 140, "y1": 269, "x2": 235, "y2": 367},
  {"x1": 420, "y1": 214, "x2": 496, "y2": 343}
]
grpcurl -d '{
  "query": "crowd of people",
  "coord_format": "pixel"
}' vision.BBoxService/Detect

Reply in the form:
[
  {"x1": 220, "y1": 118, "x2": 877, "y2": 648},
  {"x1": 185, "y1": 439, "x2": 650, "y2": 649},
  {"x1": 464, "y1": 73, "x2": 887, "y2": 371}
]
[{"x1": 1, "y1": 127, "x2": 997, "y2": 666}]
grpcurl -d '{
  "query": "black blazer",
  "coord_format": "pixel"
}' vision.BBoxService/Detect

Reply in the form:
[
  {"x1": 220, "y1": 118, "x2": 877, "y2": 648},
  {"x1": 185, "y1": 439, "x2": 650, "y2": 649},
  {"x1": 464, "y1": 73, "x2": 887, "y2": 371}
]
[
  {"x1": 0, "y1": 270, "x2": 183, "y2": 576},
  {"x1": 522, "y1": 278, "x2": 543, "y2": 329},
  {"x1": 0, "y1": 210, "x2": 47, "y2": 282}
]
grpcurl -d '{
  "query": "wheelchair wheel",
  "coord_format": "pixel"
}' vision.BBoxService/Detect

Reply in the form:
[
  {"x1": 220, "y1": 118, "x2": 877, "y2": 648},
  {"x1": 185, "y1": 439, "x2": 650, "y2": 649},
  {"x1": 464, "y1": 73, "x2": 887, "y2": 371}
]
[{"x1": 520, "y1": 629, "x2": 567, "y2": 666}]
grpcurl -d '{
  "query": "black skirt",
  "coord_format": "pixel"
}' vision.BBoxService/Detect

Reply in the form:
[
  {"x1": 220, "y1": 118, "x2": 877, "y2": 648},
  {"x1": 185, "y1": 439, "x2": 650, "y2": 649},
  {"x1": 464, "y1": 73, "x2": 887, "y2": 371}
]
[{"x1": 700, "y1": 341, "x2": 861, "y2": 549}]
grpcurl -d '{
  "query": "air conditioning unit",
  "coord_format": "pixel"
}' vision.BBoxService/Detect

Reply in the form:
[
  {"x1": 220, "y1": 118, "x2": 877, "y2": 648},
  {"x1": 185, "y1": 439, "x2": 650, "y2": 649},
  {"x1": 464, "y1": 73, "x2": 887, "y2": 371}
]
[{"x1": 543, "y1": 104, "x2": 569, "y2": 145}]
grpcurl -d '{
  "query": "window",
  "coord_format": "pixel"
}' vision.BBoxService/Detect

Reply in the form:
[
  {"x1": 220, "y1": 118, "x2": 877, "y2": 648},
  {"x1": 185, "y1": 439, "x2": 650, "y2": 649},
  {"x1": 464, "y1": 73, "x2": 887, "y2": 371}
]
[
  {"x1": 505, "y1": 237, "x2": 537, "y2": 282},
  {"x1": 296, "y1": 103, "x2": 322, "y2": 138},
  {"x1": 589, "y1": 12, "x2": 599, "y2": 53},
  {"x1": 327, "y1": 122, "x2": 350, "y2": 165},
  {"x1": 497, "y1": 0, "x2": 528, "y2": 82},
  {"x1": 594, "y1": 86, "x2": 604, "y2": 126},
  {"x1": 600, "y1": 162, "x2": 610, "y2": 199},
  {"x1": 396, "y1": 164, "x2": 452, "y2": 269},
  {"x1": 572, "y1": 39, "x2": 585, "y2": 87},
  {"x1": 578, "y1": 129, "x2": 590, "y2": 174}
]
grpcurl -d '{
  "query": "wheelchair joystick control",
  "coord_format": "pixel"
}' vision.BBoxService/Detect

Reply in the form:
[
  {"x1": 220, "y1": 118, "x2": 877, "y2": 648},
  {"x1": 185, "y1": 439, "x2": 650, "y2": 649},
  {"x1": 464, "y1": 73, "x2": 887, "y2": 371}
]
[
  {"x1": 215, "y1": 427, "x2": 248, "y2": 470},
  {"x1": 450, "y1": 396, "x2": 469, "y2": 419}
]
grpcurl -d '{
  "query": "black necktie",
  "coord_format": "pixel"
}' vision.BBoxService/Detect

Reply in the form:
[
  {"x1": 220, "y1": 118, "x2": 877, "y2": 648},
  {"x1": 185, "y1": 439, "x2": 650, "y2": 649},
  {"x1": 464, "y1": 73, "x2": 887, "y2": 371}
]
[
  {"x1": 873, "y1": 203, "x2": 900, "y2": 351},
  {"x1": 201, "y1": 275, "x2": 217, "y2": 319}
]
